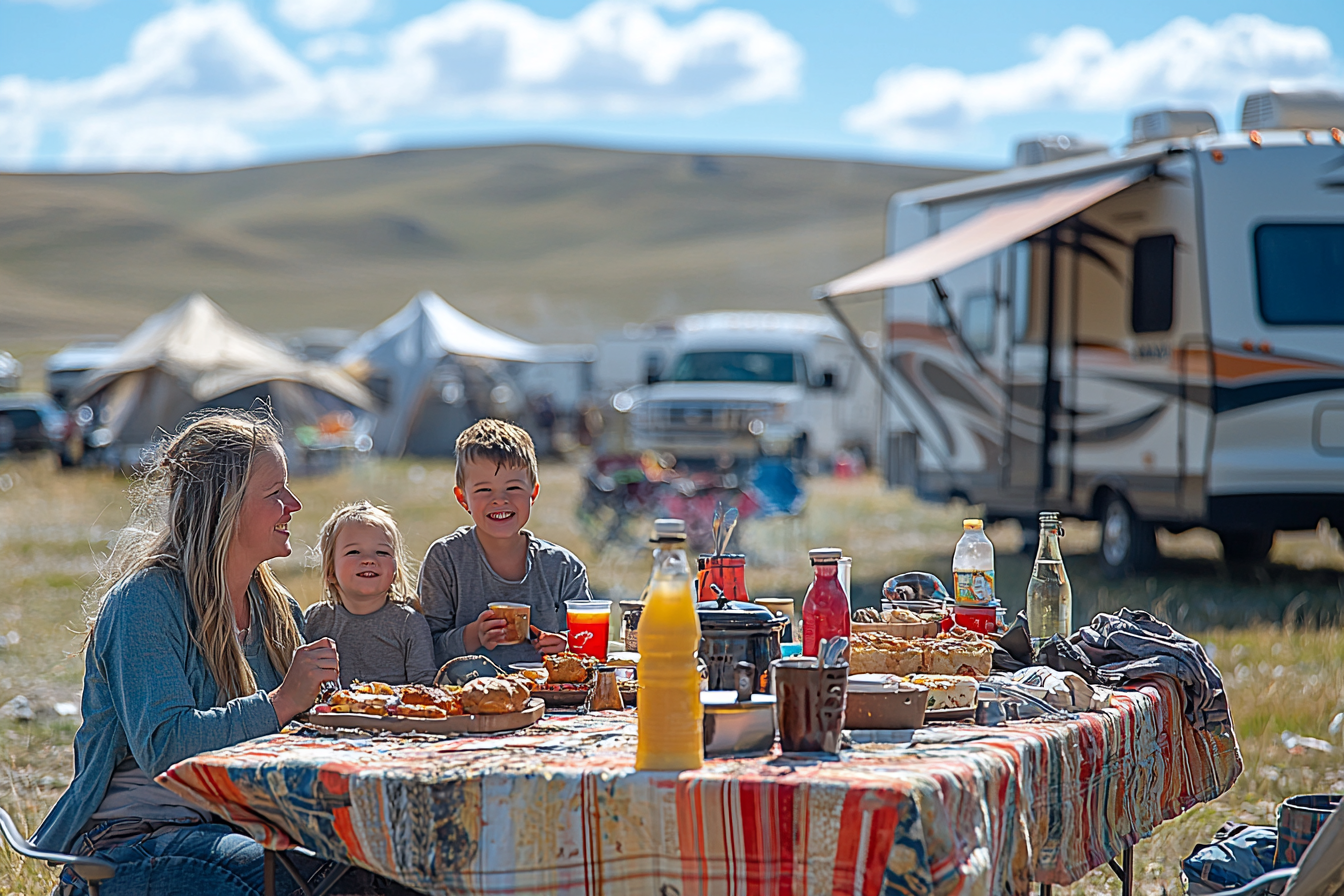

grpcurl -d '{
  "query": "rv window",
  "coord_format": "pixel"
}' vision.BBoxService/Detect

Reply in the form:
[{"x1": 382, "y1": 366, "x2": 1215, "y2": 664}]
[
  {"x1": 962, "y1": 293, "x2": 995, "y2": 353},
  {"x1": 1255, "y1": 224, "x2": 1344, "y2": 325},
  {"x1": 1131, "y1": 235, "x2": 1175, "y2": 333}
]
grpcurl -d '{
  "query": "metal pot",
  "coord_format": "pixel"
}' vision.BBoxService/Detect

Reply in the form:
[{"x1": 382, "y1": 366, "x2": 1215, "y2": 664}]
[{"x1": 695, "y1": 597, "x2": 786, "y2": 694}]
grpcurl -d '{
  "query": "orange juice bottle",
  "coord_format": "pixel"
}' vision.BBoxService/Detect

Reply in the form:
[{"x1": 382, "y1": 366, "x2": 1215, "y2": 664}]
[{"x1": 635, "y1": 519, "x2": 703, "y2": 771}]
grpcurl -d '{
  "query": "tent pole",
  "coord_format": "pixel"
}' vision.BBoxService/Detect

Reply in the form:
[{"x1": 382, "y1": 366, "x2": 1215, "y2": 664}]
[{"x1": 815, "y1": 291, "x2": 956, "y2": 480}]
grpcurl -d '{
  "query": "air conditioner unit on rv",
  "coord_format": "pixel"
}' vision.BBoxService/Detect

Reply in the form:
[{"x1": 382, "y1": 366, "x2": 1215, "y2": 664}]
[
  {"x1": 1129, "y1": 110, "x2": 1218, "y2": 144},
  {"x1": 1240, "y1": 90, "x2": 1344, "y2": 130},
  {"x1": 1013, "y1": 135, "x2": 1107, "y2": 166}
]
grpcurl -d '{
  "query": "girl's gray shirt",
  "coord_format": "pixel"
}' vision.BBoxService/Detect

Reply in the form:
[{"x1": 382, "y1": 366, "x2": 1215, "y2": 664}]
[
  {"x1": 418, "y1": 527, "x2": 591, "y2": 667},
  {"x1": 34, "y1": 567, "x2": 302, "y2": 853},
  {"x1": 303, "y1": 600, "x2": 438, "y2": 688}
]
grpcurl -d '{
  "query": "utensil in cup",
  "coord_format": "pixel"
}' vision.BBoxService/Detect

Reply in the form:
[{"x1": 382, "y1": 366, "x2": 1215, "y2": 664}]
[{"x1": 772, "y1": 656, "x2": 847, "y2": 754}]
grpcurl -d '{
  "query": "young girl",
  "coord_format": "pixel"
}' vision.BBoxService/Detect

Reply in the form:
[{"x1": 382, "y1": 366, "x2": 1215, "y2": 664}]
[{"x1": 305, "y1": 502, "x2": 439, "y2": 688}]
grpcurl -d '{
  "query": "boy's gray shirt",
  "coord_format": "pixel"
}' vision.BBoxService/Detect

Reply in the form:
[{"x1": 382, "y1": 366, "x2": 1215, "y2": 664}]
[
  {"x1": 419, "y1": 526, "x2": 591, "y2": 667},
  {"x1": 304, "y1": 600, "x2": 438, "y2": 688},
  {"x1": 34, "y1": 567, "x2": 301, "y2": 854}
]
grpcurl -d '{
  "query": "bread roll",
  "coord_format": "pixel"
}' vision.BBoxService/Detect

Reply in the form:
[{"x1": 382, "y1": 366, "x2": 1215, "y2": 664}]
[{"x1": 460, "y1": 677, "x2": 531, "y2": 715}]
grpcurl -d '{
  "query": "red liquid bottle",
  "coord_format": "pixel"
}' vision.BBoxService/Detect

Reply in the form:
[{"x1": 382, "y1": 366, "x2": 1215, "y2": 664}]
[{"x1": 802, "y1": 547, "x2": 850, "y2": 659}]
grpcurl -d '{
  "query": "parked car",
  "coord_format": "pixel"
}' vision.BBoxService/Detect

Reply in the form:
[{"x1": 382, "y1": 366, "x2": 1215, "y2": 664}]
[{"x1": 0, "y1": 394, "x2": 82, "y2": 466}]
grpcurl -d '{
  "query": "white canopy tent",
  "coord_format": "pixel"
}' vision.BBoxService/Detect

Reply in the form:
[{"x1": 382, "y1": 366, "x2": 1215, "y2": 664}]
[
  {"x1": 75, "y1": 293, "x2": 375, "y2": 453},
  {"x1": 339, "y1": 292, "x2": 591, "y2": 457}
]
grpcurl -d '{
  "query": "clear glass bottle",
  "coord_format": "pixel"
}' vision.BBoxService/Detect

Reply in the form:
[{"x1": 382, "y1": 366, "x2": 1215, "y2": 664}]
[
  {"x1": 635, "y1": 519, "x2": 704, "y2": 771},
  {"x1": 1025, "y1": 511, "x2": 1072, "y2": 642},
  {"x1": 952, "y1": 519, "x2": 995, "y2": 604}
]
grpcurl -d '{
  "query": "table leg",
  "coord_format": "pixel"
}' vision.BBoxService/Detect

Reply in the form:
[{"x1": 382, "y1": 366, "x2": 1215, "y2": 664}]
[
  {"x1": 1105, "y1": 846, "x2": 1134, "y2": 896},
  {"x1": 265, "y1": 849, "x2": 276, "y2": 896}
]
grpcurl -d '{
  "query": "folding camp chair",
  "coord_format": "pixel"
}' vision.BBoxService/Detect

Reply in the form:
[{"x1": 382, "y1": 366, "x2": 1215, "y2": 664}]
[
  {"x1": 0, "y1": 806, "x2": 350, "y2": 896},
  {"x1": 0, "y1": 807, "x2": 115, "y2": 895}
]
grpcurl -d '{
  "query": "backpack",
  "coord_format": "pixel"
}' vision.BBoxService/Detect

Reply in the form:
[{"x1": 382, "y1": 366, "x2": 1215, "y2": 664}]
[{"x1": 1181, "y1": 823, "x2": 1278, "y2": 894}]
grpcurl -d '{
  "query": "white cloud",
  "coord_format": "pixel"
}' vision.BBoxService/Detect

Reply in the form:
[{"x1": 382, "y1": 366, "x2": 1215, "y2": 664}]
[
  {"x1": 355, "y1": 129, "x2": 396, "y2": 153},
  {"x1": 303, "y1": 32, "x2": 374, "y2": 63},
  {"x1": 326, "y1": 0, "x2": 802, "y2": 120},
  {"x1": 0, "y1": 0, "x2": 800, "y2": 170},
  {"x1": 886, "y1": 0, "x2": 917, "y2": 18},
  {"x1": 846, "y1": 14, "x2": 1335, "y2": 149},
  {"x1": 64, "y1": 119, "x2": 260, "y2": 170},
  {"x1": 276, "y1": 0, "x2": 377, "y2": 32}
]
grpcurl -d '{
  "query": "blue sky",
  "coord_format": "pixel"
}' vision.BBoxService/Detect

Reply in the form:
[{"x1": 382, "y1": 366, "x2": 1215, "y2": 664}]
[{"x1": 2, "y1": 0, "x2": 1342, "y2": 171}]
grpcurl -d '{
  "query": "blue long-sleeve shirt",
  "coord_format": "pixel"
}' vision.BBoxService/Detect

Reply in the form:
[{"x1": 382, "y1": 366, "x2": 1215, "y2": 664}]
[{"x1": 34, "y1": 566, "x2": 303, "y2": 853}]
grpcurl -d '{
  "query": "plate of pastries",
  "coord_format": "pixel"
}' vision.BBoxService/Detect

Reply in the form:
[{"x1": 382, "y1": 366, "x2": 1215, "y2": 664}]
[
  {"x1": 517, "y1": 652, "x2": 600, "y2": 707},
  {"x1": 305, "y1": 679, "x2": 543, "y2": 734}
]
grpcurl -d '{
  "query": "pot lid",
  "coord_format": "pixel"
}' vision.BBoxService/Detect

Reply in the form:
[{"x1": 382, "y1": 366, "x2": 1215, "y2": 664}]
[{"x1": 696, "y1": 599, "x2": 785, "y2": 629}]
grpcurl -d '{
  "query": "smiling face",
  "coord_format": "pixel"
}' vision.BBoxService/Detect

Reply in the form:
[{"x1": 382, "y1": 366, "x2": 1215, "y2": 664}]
[
  {"x1": 455, "y1": 457, "x2": 538, "y2": 541},
  {"x1": 230, "y1": 444, "x2": 301, "y2": 568},
  {"x1": 330, "y1": 520, "x2": 398, "y2": 605}
]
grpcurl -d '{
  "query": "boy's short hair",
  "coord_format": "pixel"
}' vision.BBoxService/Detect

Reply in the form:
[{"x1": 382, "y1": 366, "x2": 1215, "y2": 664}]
[{"x1": 455, "y1": 419, "x2": 538, "y2": 489}]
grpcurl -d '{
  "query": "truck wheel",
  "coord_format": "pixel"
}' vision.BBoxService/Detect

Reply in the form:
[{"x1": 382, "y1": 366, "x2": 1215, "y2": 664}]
[
  {"x1": 1217, "y1": 530, "x2": 1274, "y2": 565},
  {"x1": 1098, "y1": 493, "x2": 1157, "y2": 579}
]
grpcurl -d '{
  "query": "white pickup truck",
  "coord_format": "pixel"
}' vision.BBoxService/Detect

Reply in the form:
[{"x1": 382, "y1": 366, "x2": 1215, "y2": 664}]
[{"x1": 610, "y1": 312, "x2": 879, "y2": 464}]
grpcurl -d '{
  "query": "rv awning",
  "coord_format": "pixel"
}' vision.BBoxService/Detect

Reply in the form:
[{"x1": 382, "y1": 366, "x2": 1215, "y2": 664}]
[{"x1": 815, "y1": 169, "x2": 1148, "y2": 299}]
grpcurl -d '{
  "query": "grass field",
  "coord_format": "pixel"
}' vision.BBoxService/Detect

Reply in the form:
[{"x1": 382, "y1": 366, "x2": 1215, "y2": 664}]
[{"x1": 0, "y1": 454, "x2": 1341, "y2": 894}]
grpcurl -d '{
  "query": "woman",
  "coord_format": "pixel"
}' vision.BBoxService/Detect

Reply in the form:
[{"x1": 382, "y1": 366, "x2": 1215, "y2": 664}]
[{"x1": 33, "y1": 411, "x2": 379, "y2": 895}]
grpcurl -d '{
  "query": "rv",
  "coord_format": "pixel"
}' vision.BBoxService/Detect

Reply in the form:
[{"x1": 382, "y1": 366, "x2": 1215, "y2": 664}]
[
  {"x1": 818, "y1": 92, "x2": 1344, "y2": 576},
  {"x1": 609, "y1": 312, "x2": 880, "y2": 465}
]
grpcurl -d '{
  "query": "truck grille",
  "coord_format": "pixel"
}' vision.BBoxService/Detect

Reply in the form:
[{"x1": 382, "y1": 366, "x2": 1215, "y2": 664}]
[{"x1": 634, "y1": 401, "x2": 773, "y2": 435}]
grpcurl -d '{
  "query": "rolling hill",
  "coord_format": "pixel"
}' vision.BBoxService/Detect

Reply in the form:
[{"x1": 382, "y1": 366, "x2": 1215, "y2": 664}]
[{"x1": 0, "y1": 144, "x2": 977, "y2": 360}]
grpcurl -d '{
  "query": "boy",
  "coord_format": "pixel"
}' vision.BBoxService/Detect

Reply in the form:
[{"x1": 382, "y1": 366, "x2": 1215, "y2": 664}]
[{"x1": 419, "y1": 419, "x2": 589, "y2": 667}]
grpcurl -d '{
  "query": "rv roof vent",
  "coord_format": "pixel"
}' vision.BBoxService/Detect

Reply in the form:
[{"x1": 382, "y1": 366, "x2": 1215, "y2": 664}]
[
  {"x1": 1130, "y1": 110, "x2": 1218, "y2": 144},
  {"x1": 1014, "y1": 135, "x2": 1107, "y2": 166},
  {"x1": 1240, "y1": 90, "x2": 1344, "y2": 130}
]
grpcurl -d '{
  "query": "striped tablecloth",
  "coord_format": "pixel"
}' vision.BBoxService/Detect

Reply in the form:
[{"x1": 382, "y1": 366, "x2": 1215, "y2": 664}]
[{"x1": 161, "y1": 676, "x2": 1241, "y2": 895}]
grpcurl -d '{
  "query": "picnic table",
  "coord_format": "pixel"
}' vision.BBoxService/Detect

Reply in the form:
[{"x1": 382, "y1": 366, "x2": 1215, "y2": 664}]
[{"x1": 161, "y1": 676, "x2": 1241, "y2": 895}]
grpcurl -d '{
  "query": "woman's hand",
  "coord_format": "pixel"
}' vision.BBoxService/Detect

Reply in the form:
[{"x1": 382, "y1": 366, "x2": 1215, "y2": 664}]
[
  {"x1": 534, "y1": 630, "x2": 568, "y2": 655},
  {"x1": 464, "y1": 609, "x2": 509, "y2": 652},
  {"x1": 270, "y1": 638, "x2": 340, "y2": 725}
]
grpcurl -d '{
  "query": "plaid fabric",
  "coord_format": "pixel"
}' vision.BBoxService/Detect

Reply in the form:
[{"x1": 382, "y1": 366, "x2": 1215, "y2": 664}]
[{"x1": 160, "y1": 677, "x2": 1241, "y2": 895}]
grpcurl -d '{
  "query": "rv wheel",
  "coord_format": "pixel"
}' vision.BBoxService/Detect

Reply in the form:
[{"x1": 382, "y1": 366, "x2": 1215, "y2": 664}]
[
  {"x1": 1098, "y1": 493, "x2": 1157, "y2": 578},
  {"x1": 1217, "y1": 530, "x2": 1274, "y2": 565}
]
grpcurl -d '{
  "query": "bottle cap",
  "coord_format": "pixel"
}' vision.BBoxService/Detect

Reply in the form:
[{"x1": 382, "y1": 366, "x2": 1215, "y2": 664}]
[
  {"x1": 808, "y1": 547, "x2": 843, "y2": 563},
  {"x1": 650, "y1": 518, "x2": 687, "y2": 542},
  {"x1": 1038, "y1": 511, "x2": 1060, "y2": 521},
  {"x1": 963, "y1": 519, "x2": 984, "y2": 529}
]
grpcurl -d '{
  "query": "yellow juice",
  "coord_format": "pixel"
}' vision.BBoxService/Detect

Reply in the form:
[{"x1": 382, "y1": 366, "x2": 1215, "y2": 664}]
[{"x1": 635, "y1": 573, "x2": 703, "y2": 771}]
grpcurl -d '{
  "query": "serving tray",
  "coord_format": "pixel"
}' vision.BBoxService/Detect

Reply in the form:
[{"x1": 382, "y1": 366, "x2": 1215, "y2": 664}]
[{"x1": 302, "y1": 697, "x2": 544, "y2": 735}]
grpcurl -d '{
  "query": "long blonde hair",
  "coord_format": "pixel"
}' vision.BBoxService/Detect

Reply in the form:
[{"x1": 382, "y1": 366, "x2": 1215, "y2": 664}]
[
  {"x1": 93, "y1": 410, "x2": 304, "y2": 701},
  {"x1": 316, "y1": 502, "x2": 419, "y2": 610}
]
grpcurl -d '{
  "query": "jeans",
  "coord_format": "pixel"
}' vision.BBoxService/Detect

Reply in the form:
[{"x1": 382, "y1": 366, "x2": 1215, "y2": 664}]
[{"x1": 58, "y1": 822, "x2": 421, "y2": 896}]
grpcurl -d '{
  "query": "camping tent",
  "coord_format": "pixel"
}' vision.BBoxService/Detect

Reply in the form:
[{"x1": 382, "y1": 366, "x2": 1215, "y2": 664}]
[
  {"x1": 74, "y1": 293, "x2": 375, "y2": 463},
  {"x1": 339, "y1": 292, "x2": 592, "y2": 457}
]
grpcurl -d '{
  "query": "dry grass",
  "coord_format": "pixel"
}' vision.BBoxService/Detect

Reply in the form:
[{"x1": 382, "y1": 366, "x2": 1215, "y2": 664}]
[{"x1": 1, "y1": 454, "x2": 1340, "y2": 894}]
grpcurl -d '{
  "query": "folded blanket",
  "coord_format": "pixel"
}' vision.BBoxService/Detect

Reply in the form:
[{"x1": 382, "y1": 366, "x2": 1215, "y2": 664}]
[{"x1": 1073, "y1": 608, "x2": 1229, "y2": 730}]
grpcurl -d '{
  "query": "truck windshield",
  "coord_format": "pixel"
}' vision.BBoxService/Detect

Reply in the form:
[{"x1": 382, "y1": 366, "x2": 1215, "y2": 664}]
[
  {"x1": 669, "y1": 351, "x2": 796, "y2": 383},
  {"x1": 1255, "y1": 223, "x2": 1344, "y2": 325}
]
